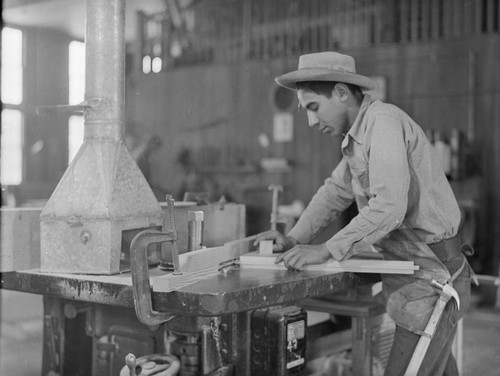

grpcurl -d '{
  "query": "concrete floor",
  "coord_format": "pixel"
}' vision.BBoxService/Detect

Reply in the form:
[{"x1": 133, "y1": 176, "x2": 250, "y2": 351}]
[{"x1": 0, "y1": 289, "x2": 499, "y2": 376}]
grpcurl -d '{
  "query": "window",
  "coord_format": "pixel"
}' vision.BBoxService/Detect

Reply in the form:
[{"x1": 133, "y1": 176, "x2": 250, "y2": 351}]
[
  {"x1": 68, "y1": 41, "x2": 85, "y2": 162},
  {"x1": 68, "y1": 115, "x2": 84, "y2": 163},
  {"x1": 69, "y1": 41, "x2": 85, "y2": 104},
  {"x1": 1, "y1": 27, "x2": 23, "y2": 105},
  {"x1": 1, "y1": 110, "x2": 23, "y2": 185},
  {"x1": 1, "y1": 27, "x2": 24, "y2": 186}
]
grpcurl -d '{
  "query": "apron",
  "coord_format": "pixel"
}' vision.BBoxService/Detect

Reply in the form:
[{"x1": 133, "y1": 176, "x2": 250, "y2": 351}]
[{"x1": 375, "y1": 224, "x2": 460, "y2": 334}]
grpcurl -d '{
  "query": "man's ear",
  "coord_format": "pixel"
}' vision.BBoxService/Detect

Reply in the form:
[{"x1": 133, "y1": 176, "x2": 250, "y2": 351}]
[{"x1": 333, "y1": 83, "x2": 349, "y2": 102}]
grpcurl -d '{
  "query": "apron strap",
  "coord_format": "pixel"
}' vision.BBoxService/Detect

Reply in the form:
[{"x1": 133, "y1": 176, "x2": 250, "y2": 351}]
[{"x1": 449, "y1": 244, "x2": 478, "y2": 285}]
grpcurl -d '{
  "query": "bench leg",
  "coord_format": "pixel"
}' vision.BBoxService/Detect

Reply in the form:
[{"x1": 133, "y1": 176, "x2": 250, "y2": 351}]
[{"x1": 351, "y1": 317, "x2": 372, "y2": 376}]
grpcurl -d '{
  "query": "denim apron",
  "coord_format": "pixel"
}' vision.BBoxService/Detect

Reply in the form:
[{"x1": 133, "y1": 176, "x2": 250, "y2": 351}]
[{"x1": 376, "y1": 224, "x2": 468, "y2": 334}]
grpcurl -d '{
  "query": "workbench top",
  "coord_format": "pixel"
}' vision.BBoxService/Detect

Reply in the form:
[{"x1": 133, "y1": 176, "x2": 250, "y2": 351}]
[{"x1": 0, "y1": 267, "x2": 379, "y2": 316}]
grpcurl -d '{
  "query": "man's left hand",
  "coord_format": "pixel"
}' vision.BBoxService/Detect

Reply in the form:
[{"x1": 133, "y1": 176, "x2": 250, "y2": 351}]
[{"x1": 275, "y1": 243, "x2": 332, "y2": 270}]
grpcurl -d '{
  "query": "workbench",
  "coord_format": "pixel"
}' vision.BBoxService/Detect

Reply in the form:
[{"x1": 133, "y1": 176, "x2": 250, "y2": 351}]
[{"x1": 1, "y1": 267, "x2": 379, "y2": 375}]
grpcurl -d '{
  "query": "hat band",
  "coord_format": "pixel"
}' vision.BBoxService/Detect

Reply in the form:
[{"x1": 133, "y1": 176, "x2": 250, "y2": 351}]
[{"x1": 298, "y1": 64, "x2": 355, "y2": 74}]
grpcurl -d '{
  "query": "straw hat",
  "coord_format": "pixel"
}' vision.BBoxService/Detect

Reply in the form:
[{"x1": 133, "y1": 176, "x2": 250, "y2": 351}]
[{"x1": 275, "y1": 51, "x2": 377, "y2": 91}]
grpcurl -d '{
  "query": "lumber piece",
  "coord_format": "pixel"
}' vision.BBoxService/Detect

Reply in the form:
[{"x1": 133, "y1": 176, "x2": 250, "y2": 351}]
[
  {"x1": 259, "y1": 240, "x2": 274, "y2": 255},
  {"x1": 153, "y1": 236, "x2": 259, "y2": 292},
  {"x1": 224, "y1": 234, "x2": 258, "y2": 256},
  {"x1": 238, "y1": 251, "x2": 419, "y2": 275},
  {"x1": 178, "y1": 235, "x2": 258, "y2": 273},
  {"x1": 152, "y1": 266, "x2": 220, "y2": 292}
]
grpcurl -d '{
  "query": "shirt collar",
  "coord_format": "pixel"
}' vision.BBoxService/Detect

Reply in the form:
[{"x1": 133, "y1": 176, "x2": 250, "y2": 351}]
[{"x1": 341, "y1": 94, "x2": 372, "y2": 149}]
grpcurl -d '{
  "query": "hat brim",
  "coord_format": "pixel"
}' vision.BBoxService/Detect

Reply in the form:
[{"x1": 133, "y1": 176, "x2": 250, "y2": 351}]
[{"x1": 275, "y1": 68, "x2": 378, "y2": 91}]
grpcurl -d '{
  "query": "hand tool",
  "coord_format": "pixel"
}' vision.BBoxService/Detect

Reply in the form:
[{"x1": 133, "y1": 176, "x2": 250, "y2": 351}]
[
  {"x1": 159, "y1": 195, "x2": 182, "y2": 274},
  {"x1": 404, "y1": 279, "x2": 460, "y2": 376},
  {"x1": 268, "y1": 184, "x2": 283, "y2": 231},
  {"x1": 130, "y1": 229, "x2": 177, "y2": 325}
]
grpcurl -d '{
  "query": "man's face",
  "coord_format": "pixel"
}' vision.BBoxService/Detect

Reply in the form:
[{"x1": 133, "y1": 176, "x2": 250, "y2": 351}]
[{"x1": 297, "y1": 87, "x2": 349, "y2": 137}]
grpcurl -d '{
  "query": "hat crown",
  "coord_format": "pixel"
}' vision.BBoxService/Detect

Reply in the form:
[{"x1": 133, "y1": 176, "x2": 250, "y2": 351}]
[
  {"x1": 298, "y1": 52, "x2": 356, "y2": 74},
  {"x1": 274, "y1": 51, "x2": 376, "y2": 91}
]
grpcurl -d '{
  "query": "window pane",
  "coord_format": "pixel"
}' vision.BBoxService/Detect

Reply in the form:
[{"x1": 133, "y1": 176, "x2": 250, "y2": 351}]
[
  {"x1": 69, "y1": 41, "x2": 85, "y2": 104},
  {"x1": 68, "y1": 115, "x2": 84, "y2": 163},
  {"x1": 1, "y1": 109, "x2": 23, "y2": 185},
  {"x1": 1, "y1": 27, "x2": 23, "y2": 105}
]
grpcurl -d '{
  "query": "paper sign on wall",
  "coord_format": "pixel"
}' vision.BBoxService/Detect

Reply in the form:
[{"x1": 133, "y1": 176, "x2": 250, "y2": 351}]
[{"x1": 273, "y1": 112, "x2": 294, "y2": 142}]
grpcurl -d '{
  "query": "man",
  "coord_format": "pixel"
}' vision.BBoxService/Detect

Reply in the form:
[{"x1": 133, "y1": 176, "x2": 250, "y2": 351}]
[{"x1": 255, "y1": 52, "x2": 472, "y2": 375}]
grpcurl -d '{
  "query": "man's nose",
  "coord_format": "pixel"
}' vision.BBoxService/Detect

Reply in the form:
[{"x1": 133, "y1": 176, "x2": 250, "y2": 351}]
[{"x1": 307, "y1": 111, "x2": 319, "y2": 127}]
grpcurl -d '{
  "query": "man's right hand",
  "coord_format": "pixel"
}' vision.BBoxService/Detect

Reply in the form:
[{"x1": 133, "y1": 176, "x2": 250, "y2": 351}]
[{"x1": 253, "y1": 230, "x2": 298, "y2": 253}]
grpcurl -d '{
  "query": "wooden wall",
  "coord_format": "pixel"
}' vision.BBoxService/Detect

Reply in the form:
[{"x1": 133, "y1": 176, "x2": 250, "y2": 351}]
[{"x1": 127, "y1": 35, "x2": 500, "y2": 303}]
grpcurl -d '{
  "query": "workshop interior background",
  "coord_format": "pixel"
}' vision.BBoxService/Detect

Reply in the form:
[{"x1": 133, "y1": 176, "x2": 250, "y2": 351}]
[{"x1": 1, "y1": 0, "x2": 500, "y2": 374}]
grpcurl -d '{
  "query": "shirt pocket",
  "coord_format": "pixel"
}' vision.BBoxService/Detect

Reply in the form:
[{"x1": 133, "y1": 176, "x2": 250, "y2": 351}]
[{"x1": 348, "y1": 158, "x2": 370, "y2": 199}]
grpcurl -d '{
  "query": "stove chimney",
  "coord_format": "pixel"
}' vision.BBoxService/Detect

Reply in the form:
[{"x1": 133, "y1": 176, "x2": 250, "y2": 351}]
[{"x1": 40, "y1": 0, "x2": 163, "y2": 274}]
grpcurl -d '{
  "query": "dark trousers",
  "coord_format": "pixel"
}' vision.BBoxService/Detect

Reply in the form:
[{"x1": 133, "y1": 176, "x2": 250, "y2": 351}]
[{"x1": 384, "y1": 247, "x2": 471, "y2": 376}]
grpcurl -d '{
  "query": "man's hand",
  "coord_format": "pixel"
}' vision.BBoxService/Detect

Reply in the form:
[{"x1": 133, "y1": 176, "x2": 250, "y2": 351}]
[
  {"x1": 254, "y1": 230, "x2": 298, "y2": 253},
  {"x1": 275, "y1": 243, "x2": 332, "y2": 270}
]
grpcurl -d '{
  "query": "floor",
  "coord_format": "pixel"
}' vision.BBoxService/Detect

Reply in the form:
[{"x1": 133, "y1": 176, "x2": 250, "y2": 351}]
[{"x1": 0, "y1": 289, "x2": 499, "y2": 376}]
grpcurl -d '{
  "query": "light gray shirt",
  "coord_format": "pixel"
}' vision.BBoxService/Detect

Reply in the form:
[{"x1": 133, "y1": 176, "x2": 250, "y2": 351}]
[{"x1": 288, "y1": 95, "x2": 461, "y2": 260}]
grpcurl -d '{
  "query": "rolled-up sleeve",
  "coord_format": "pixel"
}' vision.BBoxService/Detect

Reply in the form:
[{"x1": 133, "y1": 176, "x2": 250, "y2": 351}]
[{"x1": 326, "y1": 114, "x2": 411, "y2": 260}]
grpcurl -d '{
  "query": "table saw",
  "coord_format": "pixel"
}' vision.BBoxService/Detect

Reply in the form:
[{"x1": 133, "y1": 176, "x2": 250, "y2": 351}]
[
  {"x1": 1, "y1": 244, "x2": 378, "y2": 376},
  {"x1": 1, "y1": 198, "x2": 387, "y2": 376}
]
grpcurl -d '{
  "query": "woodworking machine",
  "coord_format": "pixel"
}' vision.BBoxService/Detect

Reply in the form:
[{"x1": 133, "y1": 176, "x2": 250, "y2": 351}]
[
  {"x1": 1, "y1": 194, "x2": 380, "y2": 376},
  {"x1": 0, "y1": 1, "x2": 380, "y2": 375}
]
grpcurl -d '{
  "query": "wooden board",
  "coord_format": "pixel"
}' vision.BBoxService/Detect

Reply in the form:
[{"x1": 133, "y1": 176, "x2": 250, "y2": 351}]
[
  {"x1": 239, "y1": 251, "x2": 419, "y2": 275},
  {"x1": 152, "y1": 235, "x2": 259, "y2": 292}
]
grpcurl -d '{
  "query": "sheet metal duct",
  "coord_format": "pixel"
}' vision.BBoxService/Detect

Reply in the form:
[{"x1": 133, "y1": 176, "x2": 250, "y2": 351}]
[{"x1": 40, "y1": 0, "x2": 163, "y2": 274}]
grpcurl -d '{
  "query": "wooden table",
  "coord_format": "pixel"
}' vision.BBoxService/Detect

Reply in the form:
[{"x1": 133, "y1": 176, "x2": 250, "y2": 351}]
[{"x1": 1, "y1": 267, "x2": 379, "y2": 375}]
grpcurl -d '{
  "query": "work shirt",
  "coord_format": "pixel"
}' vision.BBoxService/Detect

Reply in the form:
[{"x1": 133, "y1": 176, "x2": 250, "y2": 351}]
[{"x1": 288, "y1": 95, "x2": 461, "y2": 261}]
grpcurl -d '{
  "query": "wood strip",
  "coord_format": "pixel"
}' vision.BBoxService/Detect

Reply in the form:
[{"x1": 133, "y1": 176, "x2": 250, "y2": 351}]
[
  {"x1": 152, "y1": 267, "x2": 220, "y2": 292},
  {"x1": 239, "y1": 252, "x2": 419, "y2": 275},
  {"x1": 153, "y1": 235, "x2": 260, "y2": 292},
  {"x1": 400, "y1": 0, "x2": 409, "y2": 43},
  {"x1": 178, "y1": 234, "x2": 258, "y2": 272},
  {"x1": 430, "y1": 0, "x2": 440, "y2": 39}
]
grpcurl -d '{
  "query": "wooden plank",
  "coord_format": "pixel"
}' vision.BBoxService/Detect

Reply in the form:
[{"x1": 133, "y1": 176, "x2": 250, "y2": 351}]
[
  {"x1": 400, "y1": 0, "x2": 409, "y2": 43},
  {"x1": 224, "y1": 234, "x2": 259, "y2": 256},
  {"x1": 307, "y1": 329, "x2": 352, "y2": 360},
  {"x1": 430, "y1": 0, "x2": 440, "y2": 39},
  {"x1": 153, "y1": 235, "x2": 259, "y2": 292},
  {"x1": 152, "y1": 266, "x2": 221, "y2": 292},
  {"x1": 259, "y1": 240, "x2": 273, "y2": 255},
  {"x1": 179, "y1": 245, "x2": 231, "y2": 273},
  {"x1": 239, "y1": 251, "x2": 419, "y2": 275}
]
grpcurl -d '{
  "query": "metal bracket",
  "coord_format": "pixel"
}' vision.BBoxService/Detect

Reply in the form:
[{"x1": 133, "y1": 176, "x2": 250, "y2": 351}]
[
  {"x1": 129, "y1": 229, "x2": 178, "y2": 326},
  {"x1": 36, "y1": 97, "x2": 109, "y2": 115}
]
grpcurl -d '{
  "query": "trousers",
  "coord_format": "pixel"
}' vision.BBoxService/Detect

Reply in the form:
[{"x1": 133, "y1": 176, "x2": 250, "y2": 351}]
[{"x1": 384, "y1": 237, "x2": 472, "y2": 376}]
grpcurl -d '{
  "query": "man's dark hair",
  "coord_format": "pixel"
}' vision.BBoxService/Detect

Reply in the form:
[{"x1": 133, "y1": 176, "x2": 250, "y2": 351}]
[{"x1": 296, "y1": 81, "x2": 362, "y2": 98}]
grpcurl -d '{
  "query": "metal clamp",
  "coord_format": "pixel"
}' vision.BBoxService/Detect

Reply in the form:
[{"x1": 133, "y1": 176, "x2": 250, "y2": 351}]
[{"x1": 129, "y1": 229, "x2": 178, "y2": 326}]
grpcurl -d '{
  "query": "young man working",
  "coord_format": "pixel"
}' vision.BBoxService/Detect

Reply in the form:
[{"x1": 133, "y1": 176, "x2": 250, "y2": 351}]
[{"x1": 255, "y1": 52, "x2": 472, "y2": 375}]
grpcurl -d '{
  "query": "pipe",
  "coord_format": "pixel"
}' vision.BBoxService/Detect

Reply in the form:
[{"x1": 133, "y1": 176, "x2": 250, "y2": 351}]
[{"x1": 84, "y1": 0, "x2": 125, "y2": 141}]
